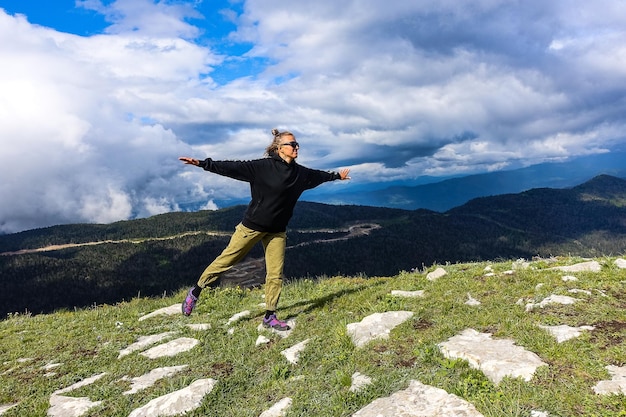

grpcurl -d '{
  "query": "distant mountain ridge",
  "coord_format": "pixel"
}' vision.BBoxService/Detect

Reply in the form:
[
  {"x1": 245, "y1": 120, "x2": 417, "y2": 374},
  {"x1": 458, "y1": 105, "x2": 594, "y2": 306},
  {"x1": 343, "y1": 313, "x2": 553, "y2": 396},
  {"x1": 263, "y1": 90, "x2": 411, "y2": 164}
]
[
  {"x1": 304, "y1": 151, "x2": 626, "y2": 211},
  {"x1": 1, "y1": 175, "x2": 625, "y2": 316}
]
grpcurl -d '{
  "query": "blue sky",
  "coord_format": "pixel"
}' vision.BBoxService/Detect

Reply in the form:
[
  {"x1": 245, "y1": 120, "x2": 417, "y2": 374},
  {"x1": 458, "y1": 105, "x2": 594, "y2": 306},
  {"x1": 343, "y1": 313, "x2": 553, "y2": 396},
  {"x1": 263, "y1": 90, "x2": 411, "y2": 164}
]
[{"x1": 1, "y1": 0, "x2": 626, "y2": 233}]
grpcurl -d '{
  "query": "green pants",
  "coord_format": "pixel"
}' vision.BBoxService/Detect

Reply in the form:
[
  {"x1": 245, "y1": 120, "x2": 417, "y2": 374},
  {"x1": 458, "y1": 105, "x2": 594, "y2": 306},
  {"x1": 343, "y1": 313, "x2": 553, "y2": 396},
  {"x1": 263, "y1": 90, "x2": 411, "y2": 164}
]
[{"x1": 197, "y1": 223, "x2": 286, "y2": 311}]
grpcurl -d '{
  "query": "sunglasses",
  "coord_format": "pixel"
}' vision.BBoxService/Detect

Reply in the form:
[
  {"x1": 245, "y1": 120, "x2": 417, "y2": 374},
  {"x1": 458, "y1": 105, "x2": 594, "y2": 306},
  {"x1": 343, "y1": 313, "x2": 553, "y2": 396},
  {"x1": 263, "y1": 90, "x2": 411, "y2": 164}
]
[{"x1": 280, "y1": 141, "x2": 300, "y2": 149}]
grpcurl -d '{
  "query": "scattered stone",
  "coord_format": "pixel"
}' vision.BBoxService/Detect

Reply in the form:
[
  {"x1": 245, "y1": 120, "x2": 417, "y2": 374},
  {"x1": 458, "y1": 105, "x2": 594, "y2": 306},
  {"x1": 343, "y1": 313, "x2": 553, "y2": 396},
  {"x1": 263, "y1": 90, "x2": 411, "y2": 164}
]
[
  {"x1": 123, "y1": 365, "x2": 188, "y2": 395},
  {"x1": 226, "y1": 310, "x2": 250, "y2": 325},
  {"x1": 538, "y1": 324, "x2": 595, "y2": 343},
  {"x1": 352, "y1": 380, "x2": 484, "y2": 417},
  {"x1": 535, "y1": 283, "x2": 545, "y2": 290},
  {"x1": 259, "y1": 397, "x2": 293, "y2": 417},
  {"x1": 390, "y1": 290, "x2": 425, "y2": 298},
  {"x1": 550, "y1": 261, "x2": 601, "y2": 273},
  {"x1": 0, "y1": 404, "x2": 18, "y2": 415},
  {"x1": 140, "y1": 337, "x2": 200, "y2": 359},
  {"x1": 465, "y1": 293, "x2": 481, "y2": 306},
  {"x1": 257, "y1": 319, "x2": 296, "y2": 338},
  {"x1": 186, "y1": 323, "x2": 211, "y2": 331},
  {"x1": 256, "y1": 335, "x2": 270, "y2": 346},
  {"x1": 512, "y1": 259, "x2": 530, "y2": 270},
  {"x1": 42, "y1": 363, "x2": 63, "y2": 371},
  {"x1": 48, "y1": 394, "x2": 102, "y2": 417},
  {"x1": 128, "y1": 378, "x2": 217, "y2": 417},
  {"x1": 614, "y1": 258, "x2": 626, "y2": 269},
  {"x1": 426, "y1": 267, "x2": 447, "y2": 281},
  {"x1": 138, "y1": 304, "x2": 181, "y2": 321},
  {"x1": 53, "y1": 372, "x2": 108, "y2": 395},
  {"x1": 530, "y1": 411, "x2": 549, "y2": 417},
  {"x1": 484, "y1": 272, "x2": 495, "y2": 277},
  {"x1": 568, "y1": 289, "x2": 591, "y2": 296},
  {"x1": 347, "y1": 311, "x2": 414, "y2": 348},
  {"x1": 525, "y1": 295, "x2": 579, "y2": 312},
  {"x1": 503, "y1": 270, "x2": 514, "y2": 275},
  {"x1": 593, "y1": 365, "x2": 626, "y2": 395},
  {"x1": 118, "y1": 332, "x2": 177, "y2": 358},
  {"x1": 49, "y1": 372, "x2": 108, "y2": 417},
  {"x1": 561, "y1": 275, "x2": 578, "y2": 282},
  {"x1": 281, "y1": 339, "x2": 310, "y2": 364},
  {"x1": 349, "y1": 372, "x2": 373, "y2": 392},
  {"x1": 438, "y1": 329, "x2": 547, "y2": 384},
  {"x1": 484, "y1": 265, "x2": 493, "y2": 272}
]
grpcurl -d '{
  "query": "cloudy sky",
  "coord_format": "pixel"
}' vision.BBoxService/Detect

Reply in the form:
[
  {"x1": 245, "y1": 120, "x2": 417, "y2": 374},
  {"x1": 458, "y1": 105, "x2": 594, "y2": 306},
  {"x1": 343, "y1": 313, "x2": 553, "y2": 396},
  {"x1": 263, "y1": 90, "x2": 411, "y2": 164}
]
[{"x1": 1, "y1": 0, "x2": 625, "y2": 234}]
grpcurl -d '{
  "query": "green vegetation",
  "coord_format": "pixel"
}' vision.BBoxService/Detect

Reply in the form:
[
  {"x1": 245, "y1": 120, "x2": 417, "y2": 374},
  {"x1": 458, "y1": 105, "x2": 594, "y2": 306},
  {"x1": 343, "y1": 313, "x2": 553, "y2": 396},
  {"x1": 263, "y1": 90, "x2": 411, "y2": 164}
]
[{"x1": 1, "y1": 257, "x2": 626, "y2": 416}]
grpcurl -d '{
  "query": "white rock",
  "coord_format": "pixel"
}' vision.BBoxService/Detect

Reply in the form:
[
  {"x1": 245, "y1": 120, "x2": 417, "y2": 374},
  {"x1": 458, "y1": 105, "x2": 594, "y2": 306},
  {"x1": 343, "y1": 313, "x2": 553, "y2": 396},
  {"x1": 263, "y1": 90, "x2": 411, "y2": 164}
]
[
  {"x1": 227, "y1": 310, "x2": 250, "y2": 325},
  {"x1": 530, "y1": 411, "x2": 550, "y2": 417},
  {"x1": 390, "y1": 290, "x2": 425, "y2": 298},
  {"x1": 614, "y1": 258, "x2": 626, "y2": 269},
  {"x1": 538, "y1": 324, "x2": 594, "y2": 343},
  {"x1": 186, "y1": 323, "x2": 211, "y2": 331},
  {"x1": 349, "y1": 372, "x2": 373, "y2": 392},
  {"x1": 568, "y1": 289, "x2": 591, "y2": 296},
  {"x1": 593, "y1": 365, "x2": 626, "y2": 395},
  {"x1": 118, "y1": 332, "x2": 177, "y2": 358},
  {"x1": 53, "y1": 372, "x2": 108, "y2": 395},
  {"x1": 138, "y1": 304, "x2": 181, "y2": 321},
  {"x1": 465, "y1": 293, "x2": 481, "y2": 306},
  {"x1": 140, "y1": 337, "x2": 199, "y2": 359},
  {"x1": 426, "y1": 267, "x2": 447, "y2": 281},
  {"x1": 259, "y1": 397, "x2": 293, "y2": 417},
  {"x1": 525, "y1": 294, "x2": 579, "y2": 312},
  {"x1": 48, "y1": 395, "x2": 102, "y2": 417},
  {"x1": 561, "y1": 275, "x2": 578, "y2": 282},
  {"x1": 256, "y1": 335, "x2": 270, "y2": 346},
  {"x1": 280, "y1": 339, "x2": 310, "y2": 364},
  {"x1": 0, "y1": 404, "x2": 18, "y2": 415},
  {"x1": 123, "y1": 365, "x2": 188, "y2": 395},
  {"x1": 550, "y1": 261, "x2": 601, "y2": 273},
  {"x1": 128, "y1": 378, "x2": 217, "y2": 417},
  {"x1": 439, "y1": 329, "x2": 547, "y2": 384},
  {"x1": 352, "y1": 380, "x2": 484, "y2": 416},
  {"x1": 347, "y1": 311, "x2": 414, "y2": 348}
]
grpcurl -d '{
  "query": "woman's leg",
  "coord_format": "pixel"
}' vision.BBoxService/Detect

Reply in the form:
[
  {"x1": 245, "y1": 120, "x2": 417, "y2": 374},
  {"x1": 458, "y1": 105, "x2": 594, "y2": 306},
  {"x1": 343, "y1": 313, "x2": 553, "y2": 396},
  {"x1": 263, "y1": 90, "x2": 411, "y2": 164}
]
[
  {"x1": 198, "y1": 223, "x2": 264, "y2": 288},
  {"x1": 262, "y1": 231, "x2": 286, "y2": 311}
]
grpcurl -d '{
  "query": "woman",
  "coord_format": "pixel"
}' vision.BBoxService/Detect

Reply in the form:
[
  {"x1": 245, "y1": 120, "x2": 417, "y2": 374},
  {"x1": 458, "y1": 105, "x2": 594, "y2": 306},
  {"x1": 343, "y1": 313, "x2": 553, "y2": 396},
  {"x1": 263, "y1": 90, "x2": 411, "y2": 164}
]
[{"x1": 179, "y1": 129, "x2": 351, "y2": 330}]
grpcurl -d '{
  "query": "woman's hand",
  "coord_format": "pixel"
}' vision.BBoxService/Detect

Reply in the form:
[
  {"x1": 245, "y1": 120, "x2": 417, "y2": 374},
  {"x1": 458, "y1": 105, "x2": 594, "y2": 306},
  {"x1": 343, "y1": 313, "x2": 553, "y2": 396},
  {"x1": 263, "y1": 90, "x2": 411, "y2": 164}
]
[
  {"x1": 179, "y1": 157, "x2": 199, "y2": 166},
  {"x1": 338, "y1": 168, "x2": 351, "y2": 180}
]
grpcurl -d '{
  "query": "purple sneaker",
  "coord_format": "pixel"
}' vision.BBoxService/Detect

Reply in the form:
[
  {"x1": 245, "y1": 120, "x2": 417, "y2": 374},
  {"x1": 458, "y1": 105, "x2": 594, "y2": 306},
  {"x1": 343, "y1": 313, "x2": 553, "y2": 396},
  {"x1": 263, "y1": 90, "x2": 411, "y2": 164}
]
[
  {"x1": 263, "y1": 314, "x2": 290, "y2": 331},
  {"x1": 181, "y1": 288, "x2": 198, "y2": 316}
]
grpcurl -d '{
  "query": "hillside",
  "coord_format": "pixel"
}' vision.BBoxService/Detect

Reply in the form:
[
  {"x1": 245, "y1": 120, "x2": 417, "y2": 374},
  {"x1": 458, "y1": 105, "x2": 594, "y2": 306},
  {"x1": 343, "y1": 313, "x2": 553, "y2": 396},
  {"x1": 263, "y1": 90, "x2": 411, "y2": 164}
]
[
  {"x1": 1, "y1": 175, "x2": 626, "y2": 317},
  {"x1": 1, "y1": 257, "x2": 626, "y2": 416}
]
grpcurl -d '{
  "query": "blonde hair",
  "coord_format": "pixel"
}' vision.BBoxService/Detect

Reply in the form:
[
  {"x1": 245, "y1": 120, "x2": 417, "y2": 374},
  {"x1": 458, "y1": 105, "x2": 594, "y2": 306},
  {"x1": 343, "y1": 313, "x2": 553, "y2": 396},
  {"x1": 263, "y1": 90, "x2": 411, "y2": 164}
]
[{"x1": 265, "y1": 128, "x2": 295, "y2": 156}]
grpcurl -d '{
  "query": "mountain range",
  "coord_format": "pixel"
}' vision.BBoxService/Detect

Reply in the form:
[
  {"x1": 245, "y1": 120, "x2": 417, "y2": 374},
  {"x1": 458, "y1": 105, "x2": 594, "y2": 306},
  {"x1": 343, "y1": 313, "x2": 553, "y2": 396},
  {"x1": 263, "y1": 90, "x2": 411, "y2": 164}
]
[{"x1": 1, "y1": 174, "x2": 625, "y2": 317}]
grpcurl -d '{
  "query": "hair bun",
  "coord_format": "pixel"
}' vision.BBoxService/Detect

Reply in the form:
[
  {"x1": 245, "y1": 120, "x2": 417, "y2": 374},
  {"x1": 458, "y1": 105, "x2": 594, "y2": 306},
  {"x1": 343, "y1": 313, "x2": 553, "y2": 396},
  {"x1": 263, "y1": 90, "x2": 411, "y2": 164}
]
[{"x1": 271, "y1": 128, "x2": 280, "y2": 137}]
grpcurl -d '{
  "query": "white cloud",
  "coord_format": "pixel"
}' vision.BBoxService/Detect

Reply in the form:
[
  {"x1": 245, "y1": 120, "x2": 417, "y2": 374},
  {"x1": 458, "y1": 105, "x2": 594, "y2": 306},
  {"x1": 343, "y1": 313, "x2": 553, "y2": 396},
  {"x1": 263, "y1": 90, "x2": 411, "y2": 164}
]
[{"x1": 1, "y1": 0, "x2": 626, "y2": 233}]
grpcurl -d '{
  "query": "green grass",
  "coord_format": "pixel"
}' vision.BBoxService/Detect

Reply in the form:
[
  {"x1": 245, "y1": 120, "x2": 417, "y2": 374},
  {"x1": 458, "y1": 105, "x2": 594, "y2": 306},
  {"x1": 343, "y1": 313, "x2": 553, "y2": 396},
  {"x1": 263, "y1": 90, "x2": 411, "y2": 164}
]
[{"x1": 2, "y1": 256, "x2": 626, "y2": 416}]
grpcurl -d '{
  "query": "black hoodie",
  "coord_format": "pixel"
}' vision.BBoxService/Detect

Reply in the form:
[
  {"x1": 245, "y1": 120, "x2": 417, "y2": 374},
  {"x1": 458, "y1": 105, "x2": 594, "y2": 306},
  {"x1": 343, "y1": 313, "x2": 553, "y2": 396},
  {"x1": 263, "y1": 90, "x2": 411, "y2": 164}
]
[{"x1": 199, "y1": 153, "x2": 341, "y2": 232}]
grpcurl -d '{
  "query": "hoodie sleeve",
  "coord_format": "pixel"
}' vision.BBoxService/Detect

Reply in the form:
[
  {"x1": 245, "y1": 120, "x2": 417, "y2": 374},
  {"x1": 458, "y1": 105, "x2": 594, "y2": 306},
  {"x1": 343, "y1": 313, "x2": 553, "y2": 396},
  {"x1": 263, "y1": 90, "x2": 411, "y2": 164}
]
[
  {"x1": 198, "y1": 158, "x2": 258, "y2": 183},
  {"x1": 302, "y1": 166, "x2": 341, "y2": 190}
]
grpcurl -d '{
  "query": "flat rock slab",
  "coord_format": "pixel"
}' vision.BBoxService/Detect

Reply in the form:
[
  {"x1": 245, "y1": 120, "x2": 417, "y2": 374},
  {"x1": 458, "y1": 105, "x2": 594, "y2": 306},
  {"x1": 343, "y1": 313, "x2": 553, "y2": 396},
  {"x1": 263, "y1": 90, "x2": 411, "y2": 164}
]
[
  {"x1": 0, "y1": 404, "x2": 18, "y2": 415},
  {"x1": 593, "y1": 365, "x2": 626, "y2": 395},
  {"x1": 538, "y1": 324, "x2": 594, "y2": 343},
  {"x1": 259, "y1": 397, "x2": 293, "y2": 417},
  {"x1": 550, "y1": 261, "x2": 601, "y2": 273},
  {"x1": 615, "y1": 258, "x2": 626, "y2": 269},
  {"x1": 139, "y1": 304, "x2": 181, "y2": 321},
  {"x1": 48, "y1": 395, "x2": 102, "y2": 417},
  {"x1": 352, "y1": 380, "x2": 484, "y2": 417},
  {"x1": 281, "y1": 339, "x2": 310, "y2": 364},
  {"x1": 391, "y1": 290, "x2": 425, "y2": 298},
  {"x1": 525, "y1": 294, "x2": 579, "y2": 312},
  {"x1": 350, "y1": 372, "x2": 373, "y2": 392},
  {"x1": 347, "y1": 311, "x2": 414, "y2": 348},
  {"x1": 118, "y1": 332, "x2": 177, "y2": 358},
  {"x1": 427, "y1": 267, "x2": 447, "y2": 281},
  {"x1": 438, "y1": 328, "x2": 547, "y2": 384},
  {"x1": 140, "y1": 337, "x2": 199, "y2": 359},
  {"x1": 128, "y1": 378, "x2": 217, "y2": 417},
  {"x1": 123, "y1": 365, "x2": 189, "y2": 395}
]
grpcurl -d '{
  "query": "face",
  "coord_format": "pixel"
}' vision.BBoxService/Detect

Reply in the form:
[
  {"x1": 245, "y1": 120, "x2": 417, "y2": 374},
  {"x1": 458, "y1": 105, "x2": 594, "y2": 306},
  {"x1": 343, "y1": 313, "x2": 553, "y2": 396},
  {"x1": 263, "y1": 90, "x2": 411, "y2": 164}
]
[{"x1": 278, "y1": 135, "x2": 299, "y2": 160}]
